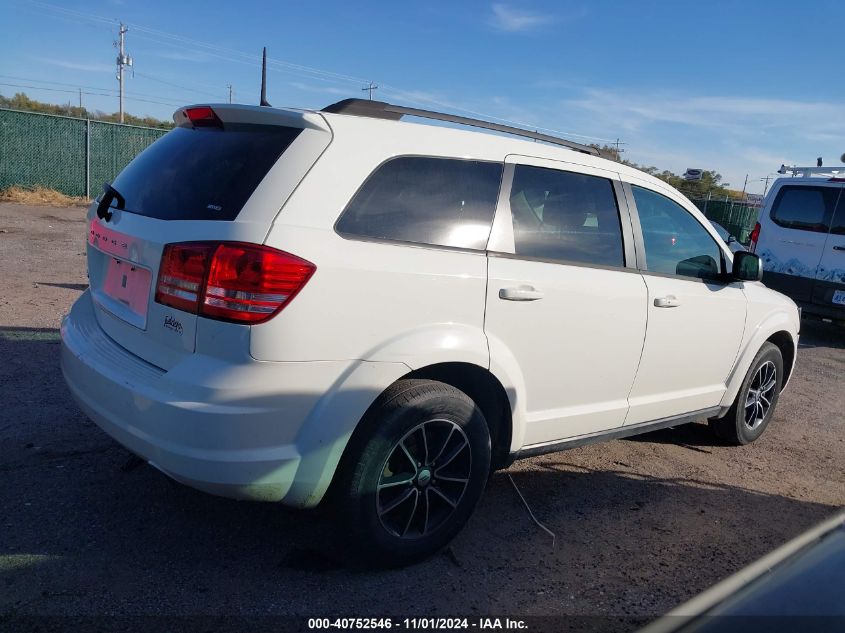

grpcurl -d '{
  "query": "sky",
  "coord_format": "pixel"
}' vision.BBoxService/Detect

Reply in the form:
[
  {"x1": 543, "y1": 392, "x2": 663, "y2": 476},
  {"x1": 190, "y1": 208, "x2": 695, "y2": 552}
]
[{"x1": 1, "y1": 0, "x2": 843, "y2": 194}]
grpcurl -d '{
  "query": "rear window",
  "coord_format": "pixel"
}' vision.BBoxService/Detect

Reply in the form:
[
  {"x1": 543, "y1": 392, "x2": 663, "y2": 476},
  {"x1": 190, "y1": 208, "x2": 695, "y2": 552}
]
[
  {"x1": 336, "y1": 157, "x2": 503, "y2": 250},
  {"x1": 108, "y1": 124, "x2": 302, "y2": 221},
  {"x1": 769, "y1": 185, "x2": 840, "y2": 233}
]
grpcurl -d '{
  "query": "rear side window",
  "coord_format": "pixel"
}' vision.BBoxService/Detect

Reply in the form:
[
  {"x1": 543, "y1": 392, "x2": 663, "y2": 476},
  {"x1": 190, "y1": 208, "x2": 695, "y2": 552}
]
[
  {"x1": 509, "y1": 165, "x2": 624, "y2": 267},
  {"x1": 830, "y1": 189, "x2": 845, "y2": 235},
  {"x1": 336, "y1": 157, "x2": 503, "y2": 250},
  {"x1": 770, "y1": 186, "x2": 840, "y2": 233},
  {"x1": 109, "y1": 124, "x2": 302, "y2": 221}
]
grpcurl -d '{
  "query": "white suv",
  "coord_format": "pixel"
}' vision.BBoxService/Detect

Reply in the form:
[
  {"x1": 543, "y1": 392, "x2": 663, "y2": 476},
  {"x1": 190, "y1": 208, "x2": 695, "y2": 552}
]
[
  {"x1": 61, "y1": 99, "x2": 800, "y2": 566},
  {"x1": 751, "y1": 165, "x2": 845, "y2": 322}
]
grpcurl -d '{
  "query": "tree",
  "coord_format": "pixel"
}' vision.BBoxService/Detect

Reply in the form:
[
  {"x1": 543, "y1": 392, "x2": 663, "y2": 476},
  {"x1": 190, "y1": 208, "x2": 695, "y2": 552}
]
[
  {"x1": 0, "y1": 92, "x2": 173, "y2": 129},
  {"x1": 590, "y1": 143, "x2": 740, "y2": 200}
]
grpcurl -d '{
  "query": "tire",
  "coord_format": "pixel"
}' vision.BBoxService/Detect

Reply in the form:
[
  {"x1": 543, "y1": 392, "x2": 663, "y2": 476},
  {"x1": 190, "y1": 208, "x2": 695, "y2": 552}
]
[
  {"x1": 710, "y1": 342, "x2": 783, "y2": 445},
  {"x1": 331, "y1": 379, "x2": 491, "y2": 568}
]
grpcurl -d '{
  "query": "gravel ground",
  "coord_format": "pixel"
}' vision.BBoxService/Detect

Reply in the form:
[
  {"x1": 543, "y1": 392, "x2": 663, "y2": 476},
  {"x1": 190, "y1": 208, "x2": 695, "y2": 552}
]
[{"x1": 1, "y1": 203, "x2": 843, "y2": 629}]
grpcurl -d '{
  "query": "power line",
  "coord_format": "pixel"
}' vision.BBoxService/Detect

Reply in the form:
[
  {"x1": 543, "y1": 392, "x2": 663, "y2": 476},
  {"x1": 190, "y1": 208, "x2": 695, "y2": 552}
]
[
  {"x1": 0, "y1": 82, "x2": 183, "y2": 108},
  {"x1": 26, "y1": 0, "x2": 618, "y2": 144},
  {"x1": 134, "y1": 71, "x2": 224, "y2": 100},
  {"x1": 0, "y1": 76, "x2": 188, "y2": 105}
]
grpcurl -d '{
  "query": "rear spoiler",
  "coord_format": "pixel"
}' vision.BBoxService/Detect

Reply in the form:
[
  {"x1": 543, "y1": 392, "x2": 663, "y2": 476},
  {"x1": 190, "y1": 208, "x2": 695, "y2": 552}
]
[{"x1": 173, "y1": 104, "x2": 330, "y2": 132}]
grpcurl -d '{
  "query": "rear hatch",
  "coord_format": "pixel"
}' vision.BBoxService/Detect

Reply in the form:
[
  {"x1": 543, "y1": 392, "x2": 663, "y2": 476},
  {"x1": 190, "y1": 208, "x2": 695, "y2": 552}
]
[{"x1": 86, "y1": 104, "x2": 331, "y2": 370}]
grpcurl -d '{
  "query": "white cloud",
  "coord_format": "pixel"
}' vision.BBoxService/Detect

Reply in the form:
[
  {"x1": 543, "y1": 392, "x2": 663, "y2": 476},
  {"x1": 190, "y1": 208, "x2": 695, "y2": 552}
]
[
  {"x1": 37, "y1": 58, "x2": 113, "y2": 73},
  {"x1": 489, "y1": 3, "x2": 553, "y2": 32},
  {"x1": 150, "y1": 49, "x2": 212, "y2": 63},
  {"x1": 288, "y1": 81, "x2": 351, "y2": 96},
  {"x1": 547, "y1": 87, "x2": 845, "y2": 193},
  {"x1": 564, "y1": 89, "x2": 845, "y2": 136}
]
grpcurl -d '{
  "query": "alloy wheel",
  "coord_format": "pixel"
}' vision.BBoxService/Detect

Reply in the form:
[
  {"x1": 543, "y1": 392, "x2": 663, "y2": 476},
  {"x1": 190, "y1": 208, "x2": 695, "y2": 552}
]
[
  {"x1": 376, "y1": 419, "x2": 472, "y2": 539},
  {"x1": 744, "y1": 360, "x2": 777, "y2": 430}
]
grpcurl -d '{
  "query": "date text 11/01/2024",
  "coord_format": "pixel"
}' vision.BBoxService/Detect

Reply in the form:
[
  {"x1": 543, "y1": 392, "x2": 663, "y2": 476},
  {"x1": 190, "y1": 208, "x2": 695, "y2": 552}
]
[{"x1": 307, "y1": 618, "x2": 528, "y2": 630}]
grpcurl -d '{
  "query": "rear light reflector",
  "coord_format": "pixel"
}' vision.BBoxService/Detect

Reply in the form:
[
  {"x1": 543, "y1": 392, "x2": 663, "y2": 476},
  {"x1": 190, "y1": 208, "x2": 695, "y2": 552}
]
[
  {"x1": 749, "y1": 222, "x2": 761, "y2": 253},
  {"x1": 155, "y1": 242, "x2": 315, "y2": 324}
]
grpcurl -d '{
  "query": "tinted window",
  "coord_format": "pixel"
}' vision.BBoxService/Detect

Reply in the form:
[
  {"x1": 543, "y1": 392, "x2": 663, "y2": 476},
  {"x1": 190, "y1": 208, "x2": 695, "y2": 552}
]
[
  {"x1": 109, "y1": 124, "x2": 302, "y2": 221},
  {"x1": 509, "y1": 165, "x2": 624, "y2": 267},
  {"x1": 830, "y1": 188, "x2": 845, "y2": 235},
  {"x1": 336, "y1": 157, "x2": 503, "y2": 250},
  {"x1": 770, "y1": 186, "x2": 840, "y2": 233},
  {"x1": 632, "y1": 186, "x2": 723, "y2": 279}
]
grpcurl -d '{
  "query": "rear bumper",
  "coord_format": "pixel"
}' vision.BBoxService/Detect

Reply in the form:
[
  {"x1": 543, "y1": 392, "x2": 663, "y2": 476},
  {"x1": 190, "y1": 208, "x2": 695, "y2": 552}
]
[
  {"x1": 60, "y1": 291, "x2": 362, "y2": 506},
  {"x1": 806, "y1": 278, "x2": 845, "y2": 321},
  {"x1": 763, "y1": 271, "x2": 845, "y2": 321}
]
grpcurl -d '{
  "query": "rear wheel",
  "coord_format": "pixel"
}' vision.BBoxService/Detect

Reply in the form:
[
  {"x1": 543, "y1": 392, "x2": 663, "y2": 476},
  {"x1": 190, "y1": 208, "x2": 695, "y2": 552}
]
[
  {"x1": 332, "y1": 380, "x2": 491, "y2": 568},
  {"x1": 710, "y1": 342, "x2": 783, "y2": 445}
]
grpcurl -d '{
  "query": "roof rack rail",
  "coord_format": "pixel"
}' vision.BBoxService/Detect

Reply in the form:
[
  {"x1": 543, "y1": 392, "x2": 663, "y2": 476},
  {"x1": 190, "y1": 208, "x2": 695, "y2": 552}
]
[
  {"x1": 322, "y1": 98, "x2": 601, "y2": 157},
  {"x1": 777, "y1": 164, "x2": 845, "y2": 178}
]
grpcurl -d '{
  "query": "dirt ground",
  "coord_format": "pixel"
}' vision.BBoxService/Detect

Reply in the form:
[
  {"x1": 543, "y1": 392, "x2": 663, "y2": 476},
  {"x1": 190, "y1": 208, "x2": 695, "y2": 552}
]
[{"x1": 1, "y1": 203, "x2": 843, "y2": 629}]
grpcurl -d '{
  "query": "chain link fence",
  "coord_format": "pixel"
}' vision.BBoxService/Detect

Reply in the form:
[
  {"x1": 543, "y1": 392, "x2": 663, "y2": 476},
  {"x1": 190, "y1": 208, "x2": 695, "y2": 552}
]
[
  {"x1": 0, "y1": 108, "x2": 167, "y2": 198},
  {"x1": 1, "y1": 106, "x2": 764, "y2": 243},
  {"x1": 688, "y1": 198, "x2": 761, "y2": 245}
]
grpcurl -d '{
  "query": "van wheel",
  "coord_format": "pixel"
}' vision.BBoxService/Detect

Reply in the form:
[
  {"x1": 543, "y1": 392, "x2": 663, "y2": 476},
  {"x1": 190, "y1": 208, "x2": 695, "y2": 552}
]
[
  {"x1": 332, "y1": 380, "x2": 491, "y2": 568},
  {"x1": 710, "y1": 342, "x2": 783, "y2": 445}
]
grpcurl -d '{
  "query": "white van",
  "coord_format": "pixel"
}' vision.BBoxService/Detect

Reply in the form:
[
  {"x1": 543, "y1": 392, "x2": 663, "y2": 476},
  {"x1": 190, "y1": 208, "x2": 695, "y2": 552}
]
[
  {"x1": 61, "y1": 99, "x2": 799, "y2": 566},
  {"x1": 752, "y1": 165, "x2": 845, "y2": 321}
]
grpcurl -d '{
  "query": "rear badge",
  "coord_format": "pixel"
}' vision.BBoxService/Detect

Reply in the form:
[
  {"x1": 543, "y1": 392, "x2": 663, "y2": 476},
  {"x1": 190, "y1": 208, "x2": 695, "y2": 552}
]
[
  {"x1": 164, "y1": 315, "x2": 183, "y2": 335},
  {"x1": 207, "y1": 204, "x2": 223, "y2": 211}
]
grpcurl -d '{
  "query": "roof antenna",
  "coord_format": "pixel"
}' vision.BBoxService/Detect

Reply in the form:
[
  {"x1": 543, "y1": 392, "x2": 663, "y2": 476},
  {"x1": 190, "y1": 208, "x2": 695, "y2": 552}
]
[{"x1": 260, "y1": 47, "x2": 271, "y2": 107}]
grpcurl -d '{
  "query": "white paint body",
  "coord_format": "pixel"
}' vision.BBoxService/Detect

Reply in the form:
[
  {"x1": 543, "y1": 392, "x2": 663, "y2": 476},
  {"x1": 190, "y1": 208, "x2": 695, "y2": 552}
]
[{"x1": 61, "y1": 104, "x2": 800, "y2": 507}]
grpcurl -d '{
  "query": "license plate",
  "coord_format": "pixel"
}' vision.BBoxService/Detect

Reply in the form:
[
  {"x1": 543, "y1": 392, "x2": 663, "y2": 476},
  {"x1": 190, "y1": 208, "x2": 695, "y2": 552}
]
[
  {"x1": 833, "y1": 290, "x2": 845, "y2": 306},
  {"x1": 101, "y1": 257, "x2": 152, "y2": 325}
]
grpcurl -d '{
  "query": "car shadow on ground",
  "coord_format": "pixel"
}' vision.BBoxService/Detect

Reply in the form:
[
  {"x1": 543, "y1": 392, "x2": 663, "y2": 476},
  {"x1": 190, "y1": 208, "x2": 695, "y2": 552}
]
[
  {"x1": 624, "y1": 421, "x2": 721, "y2": 450},
  {"x1": 797, "y1": 318, "x2": 845, "y2": 349},
  {"x1": 0, "y1": 326, "x2": 840, "y2": 621},
  {"x1": 37, "y1": 282, "x2": 89, "y2": 292}
]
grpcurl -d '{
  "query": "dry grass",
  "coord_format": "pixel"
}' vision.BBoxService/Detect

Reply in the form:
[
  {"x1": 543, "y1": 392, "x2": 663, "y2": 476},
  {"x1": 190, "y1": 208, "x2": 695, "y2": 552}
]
[{"x1": 0, "y1": 185, "x2": 90, "y2": 207}]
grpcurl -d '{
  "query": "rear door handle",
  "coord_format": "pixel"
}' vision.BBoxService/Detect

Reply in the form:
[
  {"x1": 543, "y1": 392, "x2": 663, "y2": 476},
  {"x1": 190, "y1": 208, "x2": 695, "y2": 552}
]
[
  {"x1": 834, "y1": 245, "x2": 845, "y2": 252},
  {"x1": 654, "y1": 295, "x2": 681, "y2": 308},
  {"x1": 499, "y1": 286, "x2": 544, "y2": 301}
]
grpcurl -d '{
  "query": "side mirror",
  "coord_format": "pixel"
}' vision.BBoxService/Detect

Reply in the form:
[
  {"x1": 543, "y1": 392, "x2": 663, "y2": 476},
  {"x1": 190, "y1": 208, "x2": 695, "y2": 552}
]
[
  {"x1": 677, "y1": 255, "x2": 720, "y2": 279},
  {"x1": 732, "y1": 251, "x2": 763, "y2": 281}
]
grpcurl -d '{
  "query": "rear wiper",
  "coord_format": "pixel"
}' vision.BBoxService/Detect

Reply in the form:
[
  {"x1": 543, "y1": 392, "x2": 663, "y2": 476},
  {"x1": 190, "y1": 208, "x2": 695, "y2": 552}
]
[{"x1": 96, "y1": 183, "x2": 125, "y2": 222}]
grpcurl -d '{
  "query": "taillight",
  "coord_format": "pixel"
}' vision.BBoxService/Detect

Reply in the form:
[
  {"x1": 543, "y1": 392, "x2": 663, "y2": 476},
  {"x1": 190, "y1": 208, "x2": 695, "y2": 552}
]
[
  {"x1": 183, "y1": 106, "x2": 222, "y2": 128},
  {"x1": 155, "y1": 243, "x2": 215, "y2": 313},
  {"x1": 202, "y1": 243, "x2": 315, "y2": 323},
  {"x1": 749, "y1": 222, "x2": 761, "y2": 253},
  {"x1": 155, "y1": 242, "x2": 315, "y2": 324}
]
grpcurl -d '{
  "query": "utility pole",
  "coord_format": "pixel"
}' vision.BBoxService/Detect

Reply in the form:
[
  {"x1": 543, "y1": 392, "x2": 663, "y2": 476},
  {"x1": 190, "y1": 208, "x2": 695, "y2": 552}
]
[
  {"x1": 227, "y1": 84, "x2": 233, "y2": 104},
  {"x1": 362, "y1": 81, "x2": 378, "y2": 100},
  {"x1": 115, "y1": 23, "x2": 132, "y2": 123},
  {"x1": 78, "y1": 88, "x2": 82, "y2": 109},
  {"x1": 741, "y1": 174, "x2": 748, "y2": 201},
  {"x1": 612, "y1": 138, "x2": 626, "y2": 158},
  {"x1": 762, "y1": 175, "x2": 772, "y2": 197}
]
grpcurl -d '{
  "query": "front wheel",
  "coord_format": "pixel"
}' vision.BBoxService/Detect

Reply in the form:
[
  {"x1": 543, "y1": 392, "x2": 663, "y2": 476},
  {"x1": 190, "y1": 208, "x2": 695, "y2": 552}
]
[
  {"x1": 332, "y1": 380, "x2": 491, "y2": 567},
  {"x1": 710, "y1": 342, "x2": 783, "y2": 445}
]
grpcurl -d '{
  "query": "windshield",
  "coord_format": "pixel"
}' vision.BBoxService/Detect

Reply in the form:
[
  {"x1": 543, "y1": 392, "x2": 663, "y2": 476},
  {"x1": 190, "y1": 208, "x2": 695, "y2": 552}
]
[{"x1": 108, "y1": 124, "x2": 302, "y2": 221}]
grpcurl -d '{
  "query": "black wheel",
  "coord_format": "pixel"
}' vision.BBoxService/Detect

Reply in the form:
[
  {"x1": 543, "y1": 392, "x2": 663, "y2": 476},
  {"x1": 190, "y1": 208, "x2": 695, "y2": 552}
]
[
  {"x1": 331, "y1": 379, "x2": 491, "y2": 567},
  {"x1": 710, "y1": 342, "x2": 783, "y2": 445}
]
